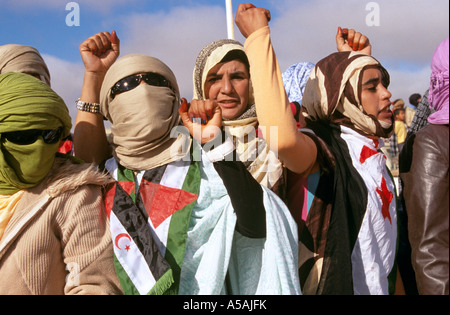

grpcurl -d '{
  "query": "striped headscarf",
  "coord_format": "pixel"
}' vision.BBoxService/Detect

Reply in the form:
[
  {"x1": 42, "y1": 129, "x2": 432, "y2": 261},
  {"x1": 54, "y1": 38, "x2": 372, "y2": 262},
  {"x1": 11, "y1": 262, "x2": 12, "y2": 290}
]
[
  {"x1": 193, "y1": 39, "x2": 254, "y2": 107},
  {"x1": 302, "y1": 51, "x2": 393, "y2": 138},
  {"x1": 0, "y1": 44, "x2": 51, "y2": 86},
  {"x1": 192, "y1": 39, "x2": 285, "y2": 197}
]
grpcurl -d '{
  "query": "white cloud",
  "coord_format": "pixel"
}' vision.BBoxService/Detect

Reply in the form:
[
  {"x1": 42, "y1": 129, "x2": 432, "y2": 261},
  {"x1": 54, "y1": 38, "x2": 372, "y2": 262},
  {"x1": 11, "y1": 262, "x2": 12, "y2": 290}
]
[
  {"x1": 388, "y1": 66, "x2": 431, "y2": 102},
  {"x1": 41, "y1": 54, "x2": 84, "y2": 130}
]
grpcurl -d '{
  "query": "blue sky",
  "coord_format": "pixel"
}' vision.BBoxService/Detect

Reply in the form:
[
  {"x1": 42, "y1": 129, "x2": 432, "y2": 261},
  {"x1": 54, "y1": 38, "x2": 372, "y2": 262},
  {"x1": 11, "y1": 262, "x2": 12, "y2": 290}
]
[{"x1": 1, "y1": 0, "x2": 449, "y2": 128}]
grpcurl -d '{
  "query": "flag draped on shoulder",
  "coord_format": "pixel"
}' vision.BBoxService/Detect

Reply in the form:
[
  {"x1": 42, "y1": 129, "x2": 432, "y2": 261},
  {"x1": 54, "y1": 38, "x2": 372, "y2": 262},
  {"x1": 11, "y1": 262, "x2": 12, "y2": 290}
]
[{"x1": 103, "y1": 157, "x2": 200, "y2": 295}]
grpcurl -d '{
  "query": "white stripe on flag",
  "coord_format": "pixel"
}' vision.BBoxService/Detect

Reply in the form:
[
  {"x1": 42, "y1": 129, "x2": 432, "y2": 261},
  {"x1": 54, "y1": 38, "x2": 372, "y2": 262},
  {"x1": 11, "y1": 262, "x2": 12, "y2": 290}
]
[
  {"x1": 110, "y1": 211, "x2": 156, "y2": 295},
  {"x1": 160, "y1": 159, "x2": 191, "y2": 189}
]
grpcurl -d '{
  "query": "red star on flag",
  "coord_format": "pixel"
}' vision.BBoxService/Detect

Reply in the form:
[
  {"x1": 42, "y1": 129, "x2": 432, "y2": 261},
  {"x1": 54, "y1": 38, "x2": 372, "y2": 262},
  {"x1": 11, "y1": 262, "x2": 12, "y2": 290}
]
[
  {"x1": 360, "y1": 145, "x2": 379, "y2": 164},
  {"x1": 376, "y1": 177, "x2": 393, "y2": 224}
]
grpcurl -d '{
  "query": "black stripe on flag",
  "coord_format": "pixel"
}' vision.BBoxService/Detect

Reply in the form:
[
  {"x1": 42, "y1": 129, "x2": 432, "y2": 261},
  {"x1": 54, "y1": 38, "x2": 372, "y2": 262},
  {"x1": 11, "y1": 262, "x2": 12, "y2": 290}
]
[
  {"x1": 113, "y1": 180, "x2": 170, "y2": 281},
  {"x1": 135, "y1": 163, "x2": 168, "y2": 227},
  {"x1": 142, "y1": 163, "x2": 167, "y2": 183}
]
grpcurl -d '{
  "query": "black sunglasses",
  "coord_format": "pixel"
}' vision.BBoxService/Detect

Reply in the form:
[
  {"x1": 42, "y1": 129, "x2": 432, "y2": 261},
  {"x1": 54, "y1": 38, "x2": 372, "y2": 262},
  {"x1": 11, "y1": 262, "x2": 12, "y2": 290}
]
[
  {"x1": 2, "y1": 128, "x2": 63, "y2": 145},
  {"x1": 110, "y1": 72, "x2": 173, "y2": 99}
]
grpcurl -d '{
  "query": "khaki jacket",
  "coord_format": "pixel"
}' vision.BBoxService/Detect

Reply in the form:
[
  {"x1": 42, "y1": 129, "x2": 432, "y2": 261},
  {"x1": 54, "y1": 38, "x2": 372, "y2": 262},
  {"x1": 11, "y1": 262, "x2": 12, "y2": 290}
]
[{"x1": 0, "y1": 157, "x2": 122, "y2": 295}]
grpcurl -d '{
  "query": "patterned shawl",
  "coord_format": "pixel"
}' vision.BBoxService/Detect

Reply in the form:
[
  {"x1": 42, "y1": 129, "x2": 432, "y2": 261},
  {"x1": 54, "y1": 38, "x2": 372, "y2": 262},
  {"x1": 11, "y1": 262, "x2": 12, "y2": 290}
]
[{"x1": 282, "y1": 62, "x2": 315, "y2": 106}]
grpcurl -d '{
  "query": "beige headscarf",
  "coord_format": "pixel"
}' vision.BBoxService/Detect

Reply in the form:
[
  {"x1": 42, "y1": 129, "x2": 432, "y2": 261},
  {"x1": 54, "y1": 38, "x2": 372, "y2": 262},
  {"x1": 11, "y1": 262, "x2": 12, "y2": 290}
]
[
  {"x1": 302, "y1": 51, "x2": 393, "y2": 138},
  {"x1": 193, "y1": 40, "x2": 284, "y2": 196},
  {"x1": 0, "y1": 44, "x2": 51, "y2": 86},
  {"x1": 100, "y1": 54, "x2": 190, "y2": 171}
]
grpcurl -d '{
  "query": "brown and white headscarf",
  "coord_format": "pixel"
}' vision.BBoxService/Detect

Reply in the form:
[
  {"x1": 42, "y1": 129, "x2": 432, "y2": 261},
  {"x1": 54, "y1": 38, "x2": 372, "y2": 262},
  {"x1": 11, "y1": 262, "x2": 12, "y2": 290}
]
[{"x1": 302, "y1": 51, "x2": 393, "y2": 138}]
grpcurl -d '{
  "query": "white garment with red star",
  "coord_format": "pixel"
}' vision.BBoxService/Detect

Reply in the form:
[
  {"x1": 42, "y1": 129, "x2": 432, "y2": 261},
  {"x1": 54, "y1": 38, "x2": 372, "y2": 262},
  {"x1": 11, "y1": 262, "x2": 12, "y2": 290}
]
[{"x1": 340, "y1": 126, "x2": 398, "y2": 295}]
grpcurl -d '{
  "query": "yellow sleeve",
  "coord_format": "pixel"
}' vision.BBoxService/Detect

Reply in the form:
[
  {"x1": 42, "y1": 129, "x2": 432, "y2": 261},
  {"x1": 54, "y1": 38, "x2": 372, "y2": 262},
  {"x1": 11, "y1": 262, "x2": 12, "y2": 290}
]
[{"x1": 244, "y1": 26, "x2": 317, "y2": 175}]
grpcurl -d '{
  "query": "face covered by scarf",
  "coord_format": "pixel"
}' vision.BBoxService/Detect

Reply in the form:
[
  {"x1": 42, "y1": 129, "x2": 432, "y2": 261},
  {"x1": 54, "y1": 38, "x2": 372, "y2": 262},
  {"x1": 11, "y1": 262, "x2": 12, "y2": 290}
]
[
  {"x1": 302, "y1": 51, "x2": 393, "y2": 139},
  {"x1": 100, "y1": 54, "x2": 190, "y2": 171},
  {"x1": 427, "y1": 37, "x2": 449, "y2": 125},
  {"x1": 0, "y1": 73, "x2": 72, "y2": 195},
  {"x1": 0, "y1": 44, "x2": 51, "y2": 86}
]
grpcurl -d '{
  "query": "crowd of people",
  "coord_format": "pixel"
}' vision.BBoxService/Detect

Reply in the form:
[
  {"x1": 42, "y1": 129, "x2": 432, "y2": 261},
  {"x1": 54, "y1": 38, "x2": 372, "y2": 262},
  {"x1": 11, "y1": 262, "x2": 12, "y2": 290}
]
[{"x1": 0, "y1": 3, "x2": 448, "y2": 295}]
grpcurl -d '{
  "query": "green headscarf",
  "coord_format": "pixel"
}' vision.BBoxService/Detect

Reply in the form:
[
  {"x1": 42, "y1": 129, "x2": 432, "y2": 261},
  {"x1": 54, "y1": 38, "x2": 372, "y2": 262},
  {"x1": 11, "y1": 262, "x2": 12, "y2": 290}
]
[{"x1": 0, "y1": 72, "x2": 72, "y2": 195}]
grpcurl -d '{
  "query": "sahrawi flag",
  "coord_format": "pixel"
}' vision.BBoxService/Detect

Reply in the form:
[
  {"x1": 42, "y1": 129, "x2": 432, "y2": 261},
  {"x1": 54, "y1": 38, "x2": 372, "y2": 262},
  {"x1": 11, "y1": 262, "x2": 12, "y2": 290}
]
[{"x1": 103, "y1": 157, "x2": 200, "y2": 295}]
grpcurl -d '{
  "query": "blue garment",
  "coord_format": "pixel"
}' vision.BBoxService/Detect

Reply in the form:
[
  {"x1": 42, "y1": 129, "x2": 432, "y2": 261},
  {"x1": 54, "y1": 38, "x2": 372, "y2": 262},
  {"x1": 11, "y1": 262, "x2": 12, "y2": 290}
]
[{"x1": 282, "y1": 62, "x2": 315, "y2": 106}]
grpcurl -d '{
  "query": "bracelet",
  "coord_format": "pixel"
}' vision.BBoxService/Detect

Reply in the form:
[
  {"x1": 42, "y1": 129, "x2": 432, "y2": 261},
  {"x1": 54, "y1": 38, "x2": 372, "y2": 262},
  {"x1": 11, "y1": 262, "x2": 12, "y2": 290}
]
[{"x1": 76, "y1": 98, "x2": 100, "y2": 113}]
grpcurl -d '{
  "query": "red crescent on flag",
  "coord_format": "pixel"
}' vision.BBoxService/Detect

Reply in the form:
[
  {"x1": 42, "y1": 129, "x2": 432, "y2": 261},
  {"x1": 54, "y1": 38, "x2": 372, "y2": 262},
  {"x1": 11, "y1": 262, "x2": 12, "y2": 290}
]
[{"x1": 114, "y1": 233, "x2": 131, "y2": 250}]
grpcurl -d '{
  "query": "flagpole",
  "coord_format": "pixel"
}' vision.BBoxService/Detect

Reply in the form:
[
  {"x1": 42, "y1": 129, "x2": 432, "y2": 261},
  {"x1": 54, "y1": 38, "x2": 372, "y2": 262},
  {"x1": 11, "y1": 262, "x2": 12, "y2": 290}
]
[{"x1": 225, "y1": 0, "x2": 234, "y2": 39}]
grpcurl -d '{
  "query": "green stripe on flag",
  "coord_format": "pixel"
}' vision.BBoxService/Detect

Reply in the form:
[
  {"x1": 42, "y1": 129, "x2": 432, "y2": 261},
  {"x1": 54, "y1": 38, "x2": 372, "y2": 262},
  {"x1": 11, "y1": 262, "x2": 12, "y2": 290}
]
[
  {"x1": 148, "y1": 269, "x2": 175, "y2": 295},
  {"x1": 117, "y1": 165, "x2": 136, "y2": 202},
  {"x1": 114, "y1": 254, "x2": 140, "y2": 295},
  {"x1": 164, "y1": 160, "x2": 201, "y2": 294}
]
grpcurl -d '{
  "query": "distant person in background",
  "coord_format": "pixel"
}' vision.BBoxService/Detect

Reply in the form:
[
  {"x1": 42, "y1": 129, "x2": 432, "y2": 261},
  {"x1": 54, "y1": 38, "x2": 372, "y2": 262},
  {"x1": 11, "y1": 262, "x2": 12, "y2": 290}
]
[
  {"x1": 384, "y1": 99, "x2": 405, "y2": 171},
  {"x1": 400, "y1": 37, "x2": 449, "y2": 295},
  {"x1": 392, "y1": 99, "x2": 405, "y2": 111},
  {"x1": 406, "y1": 89, "x2": 433, "y2": 138},
  {"x1": 394, "y1": 107, "x2": 407, "y2": 152},
  {"x1": 405, "y1": 93, "x2": 421, "y2": 128}
]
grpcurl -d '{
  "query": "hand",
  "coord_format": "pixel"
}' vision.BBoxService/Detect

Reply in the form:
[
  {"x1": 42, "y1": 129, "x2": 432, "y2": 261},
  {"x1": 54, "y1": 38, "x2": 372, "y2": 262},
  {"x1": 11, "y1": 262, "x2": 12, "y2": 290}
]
[
  {"x1": 179, "y1": 98, "x2": 223, "y2": 144},
  {"x1": 336, "y1": 27, "x2": 372, "y2": 55},
  {"x1": 235, "y1": 3, "x2": 271, "y2": 38},
  {"x1": 79, "y1": 31, "x2": 120, "y2": 75}
]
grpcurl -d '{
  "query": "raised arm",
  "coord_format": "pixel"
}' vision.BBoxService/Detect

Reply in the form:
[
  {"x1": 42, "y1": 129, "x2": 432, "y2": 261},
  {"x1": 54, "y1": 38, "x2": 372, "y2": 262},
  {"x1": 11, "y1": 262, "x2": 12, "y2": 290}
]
[
  {"x1": 235, "y1": 4, "x2": 317, "y2": 175},
  {"x1": 74, "y1": 31, "x2": 120, "y2": 164},
  {"x1": 336, "y1": 27, "x2": 372, "y2": 55}
]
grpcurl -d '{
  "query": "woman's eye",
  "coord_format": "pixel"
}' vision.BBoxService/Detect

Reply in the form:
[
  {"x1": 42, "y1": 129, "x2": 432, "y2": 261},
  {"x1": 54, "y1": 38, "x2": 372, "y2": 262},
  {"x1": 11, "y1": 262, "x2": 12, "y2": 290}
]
[{"x1": 231, "y1": 74, "x2": 245, "y2": 81}]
